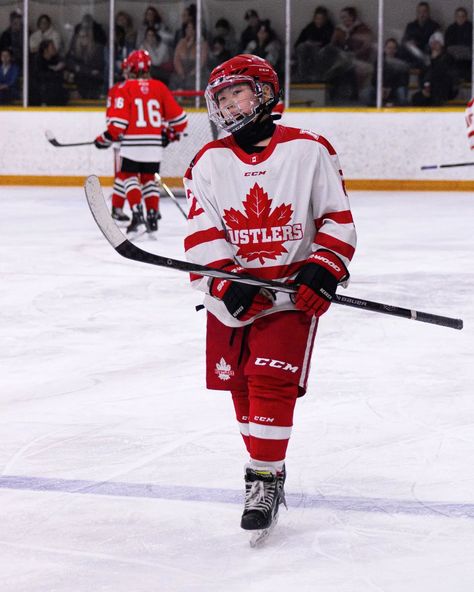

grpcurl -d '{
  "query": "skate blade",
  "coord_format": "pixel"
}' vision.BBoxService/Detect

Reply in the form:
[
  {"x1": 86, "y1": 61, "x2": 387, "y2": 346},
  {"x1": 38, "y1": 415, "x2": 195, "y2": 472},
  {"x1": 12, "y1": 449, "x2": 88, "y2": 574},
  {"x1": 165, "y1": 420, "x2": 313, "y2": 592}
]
[
  {"x1": 249, "y1": 514, "x2": 278, "y2": 548},
  {"x1": 146, "y1": 230, "x2": 158, "y2": 241},
  {"x1": 126, "y1": 226, "x2": 148, "y2": 241}
]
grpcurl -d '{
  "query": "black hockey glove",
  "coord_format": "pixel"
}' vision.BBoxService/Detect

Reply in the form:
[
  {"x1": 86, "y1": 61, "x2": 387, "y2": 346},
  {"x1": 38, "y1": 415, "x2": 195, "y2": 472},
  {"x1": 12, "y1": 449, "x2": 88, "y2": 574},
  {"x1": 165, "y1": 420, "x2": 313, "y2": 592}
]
[
  {"x1": 94, "y1": 131, "x2": 113, "y2": 149},
  {"x1": 294, "y1": 250, "x2": 348, "y2": 317},
  {"x1": 161, "y1": 127, "x2": 180, "y2": 148},
  {"x1": 209, "y1": 264, "x2": 273, "y2": 321}
]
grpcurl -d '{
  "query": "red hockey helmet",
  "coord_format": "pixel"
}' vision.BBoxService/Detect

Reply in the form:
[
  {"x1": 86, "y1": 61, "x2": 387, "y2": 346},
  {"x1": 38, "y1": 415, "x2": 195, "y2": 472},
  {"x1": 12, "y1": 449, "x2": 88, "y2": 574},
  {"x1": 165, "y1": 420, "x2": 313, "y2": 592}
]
[
  {"x1": 126, "y1": 50, "x2": 151, "y2": 75},
  {"x1": 205, "y1": 54, "x2": 281, "y2": 133}
]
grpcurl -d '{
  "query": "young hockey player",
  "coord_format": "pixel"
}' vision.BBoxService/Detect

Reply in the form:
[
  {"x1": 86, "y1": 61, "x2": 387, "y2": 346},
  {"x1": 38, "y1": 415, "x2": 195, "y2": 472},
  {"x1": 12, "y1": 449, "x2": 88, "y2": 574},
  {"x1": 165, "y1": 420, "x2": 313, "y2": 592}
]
[
  {"x1": 95, "y1": 49, "x2": 188, "y2": 235},
  {"x1": 183, "y1": 54, "x2": 357, "y2": 543}
]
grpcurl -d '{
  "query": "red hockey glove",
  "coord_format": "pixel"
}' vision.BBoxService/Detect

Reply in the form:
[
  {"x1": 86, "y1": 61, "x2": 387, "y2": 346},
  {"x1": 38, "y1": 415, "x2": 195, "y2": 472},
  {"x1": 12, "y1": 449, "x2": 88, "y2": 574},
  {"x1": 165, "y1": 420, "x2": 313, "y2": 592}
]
[
  {"x1": 209, "y1": 264, "x2": 274, "y2": 321},
  {"x1": 294, "y1": 250, "x2": 348, "y2": 318},
  {"x1": 161, "y1": 127, "x2": 181, "y2": 148},
  {"x1": 94, "y1": 131, "x2": 113, "y2": 149}
]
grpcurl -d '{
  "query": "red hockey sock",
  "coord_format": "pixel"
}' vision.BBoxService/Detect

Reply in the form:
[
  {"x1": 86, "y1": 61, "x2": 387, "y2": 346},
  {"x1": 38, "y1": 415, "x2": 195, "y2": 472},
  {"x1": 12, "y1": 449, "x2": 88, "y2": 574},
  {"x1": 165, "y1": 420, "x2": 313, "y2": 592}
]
[
  {"x1": 231, "y1": 389, "x2": 250, "y2": 454},
  {"x1": 122, "y1": 177, "x2": 140, "y2": 209},
  {"x1": 111, "y1": 194, "x2": 126, "y2": 208},
  {"x1": 144, "y1": 196, "x2": 159, "y2": 212},
  {"x1": 126, "y1": 187, "x2": 141, "y2": 208},
  {"x1": 247, "y1": 375, "x2": 298, "y2": 463}
]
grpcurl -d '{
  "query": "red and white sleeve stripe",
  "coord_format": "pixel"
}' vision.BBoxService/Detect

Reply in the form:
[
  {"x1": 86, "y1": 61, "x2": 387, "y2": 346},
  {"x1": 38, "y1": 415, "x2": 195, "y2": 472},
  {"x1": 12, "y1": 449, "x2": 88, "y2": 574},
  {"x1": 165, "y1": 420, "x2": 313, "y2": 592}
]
[
  {"x1": 311, "y1": 143, "x2": 357, "y2": 272},
  {"x1": 183, "y1": 169, "x2": 235, "y2": 292}
]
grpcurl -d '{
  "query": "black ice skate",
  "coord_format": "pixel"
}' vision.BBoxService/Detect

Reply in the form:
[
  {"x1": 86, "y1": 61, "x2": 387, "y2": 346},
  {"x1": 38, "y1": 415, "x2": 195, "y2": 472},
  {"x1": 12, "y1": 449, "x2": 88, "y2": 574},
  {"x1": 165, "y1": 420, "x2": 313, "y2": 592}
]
[
  {"x1": 111, "y1": 206, "x2": 130, "y2": 222},
  {"x1": 126, "y1": 204, "x2": 147, "y2": 237},
  {"x1": 146, "y1": 208, "x2": 159, "y2": 233},
  {"x1": 241, "y1": 465, "x2": 287, "y2": 547}
]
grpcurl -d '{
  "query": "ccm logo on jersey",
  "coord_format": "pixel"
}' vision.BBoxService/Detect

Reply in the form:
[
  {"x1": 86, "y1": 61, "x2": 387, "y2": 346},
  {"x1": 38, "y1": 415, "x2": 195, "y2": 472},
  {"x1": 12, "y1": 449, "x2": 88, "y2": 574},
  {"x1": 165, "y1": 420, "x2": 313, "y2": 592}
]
[
  {"x1": 244, "y1": 171, "x2": 266, "y2": 176},
  {"x1": 254, "y1": 358, "x2": 299, "y2": 373}
]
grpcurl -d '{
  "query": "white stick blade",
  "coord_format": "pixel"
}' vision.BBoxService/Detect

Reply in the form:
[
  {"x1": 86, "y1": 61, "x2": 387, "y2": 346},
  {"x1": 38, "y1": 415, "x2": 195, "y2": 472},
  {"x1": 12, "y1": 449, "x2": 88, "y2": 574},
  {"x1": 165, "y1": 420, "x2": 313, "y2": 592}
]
[
  {"x1": 84, "y1": 175, "x2": 127, "y2": 248},
  {"x1": 44, "y1": 129, "x2": 54, "y2": 141}
]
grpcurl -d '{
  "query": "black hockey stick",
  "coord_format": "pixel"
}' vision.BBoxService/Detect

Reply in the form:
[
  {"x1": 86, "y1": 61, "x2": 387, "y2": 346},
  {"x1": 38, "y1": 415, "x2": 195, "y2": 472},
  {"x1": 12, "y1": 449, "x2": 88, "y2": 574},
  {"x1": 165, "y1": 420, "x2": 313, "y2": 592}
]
[
  {"x1": 154, "y1": 173, "x2": 188, "y2": 220},
  {"x1": 45, "y1": 129, "x2": 95, "y2": 148},
  {"x1": 84, "y1": 175, "x2": 463, "y2": 330},
  {"x1": 421, "y1": 161, "x2": 474, "y2": 170}
]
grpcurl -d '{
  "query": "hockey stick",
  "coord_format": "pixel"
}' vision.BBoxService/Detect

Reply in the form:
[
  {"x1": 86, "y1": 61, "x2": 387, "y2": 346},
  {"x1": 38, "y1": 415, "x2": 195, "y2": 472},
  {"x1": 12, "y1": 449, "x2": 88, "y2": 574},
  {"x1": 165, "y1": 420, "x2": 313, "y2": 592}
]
[
  {"x1": 421, "y1": 161, "x2": 474, "y2": 170},
  {"x1": 45, "y1": 129, "x2": 95, "y2": 148},
  {"x1": 154, "y1": 172, "x2": 188, "y2": 220},
  {"x1": 84, "y1": 175, "x2": 463, "y2": 330}
]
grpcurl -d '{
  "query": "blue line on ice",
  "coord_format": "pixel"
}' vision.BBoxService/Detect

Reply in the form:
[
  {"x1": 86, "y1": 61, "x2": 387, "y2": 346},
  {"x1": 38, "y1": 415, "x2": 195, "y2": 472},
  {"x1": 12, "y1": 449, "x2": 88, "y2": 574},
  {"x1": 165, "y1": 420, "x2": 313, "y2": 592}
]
[{"x1": 1, "y1": 474, "x2": 473, "y2": 519}]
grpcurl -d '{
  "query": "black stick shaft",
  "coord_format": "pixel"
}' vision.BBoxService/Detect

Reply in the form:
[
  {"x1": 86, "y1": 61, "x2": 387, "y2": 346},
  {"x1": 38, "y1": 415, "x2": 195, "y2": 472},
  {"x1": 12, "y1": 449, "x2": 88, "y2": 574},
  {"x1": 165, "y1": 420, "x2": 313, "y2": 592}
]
[
  {"x1": 45, "y1": 130, "x2": 94, "y2": 147},
  {"x1": 116, "y1": 242, "x2": 463, "y2": 331},
  {"x1": 334, "y1": 294, "x2": 463, "y2": 330},
  {"x1": 421, "y1": 162, "x2": 474, "y2": 170},
  {"x1": 84, "y1": 175, "x2": 463, "y2": 332},
  {"x1": 49, "y1": 140, "x2": 95, "y2": 147}
]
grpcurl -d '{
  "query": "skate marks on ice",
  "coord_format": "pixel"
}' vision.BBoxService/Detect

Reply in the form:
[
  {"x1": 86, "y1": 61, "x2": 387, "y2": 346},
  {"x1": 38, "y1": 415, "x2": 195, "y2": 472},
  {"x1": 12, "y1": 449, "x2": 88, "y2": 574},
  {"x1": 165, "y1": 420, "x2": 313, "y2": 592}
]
[{"x1": 1, "y1": 474, "x2": 473, "y2": 520}]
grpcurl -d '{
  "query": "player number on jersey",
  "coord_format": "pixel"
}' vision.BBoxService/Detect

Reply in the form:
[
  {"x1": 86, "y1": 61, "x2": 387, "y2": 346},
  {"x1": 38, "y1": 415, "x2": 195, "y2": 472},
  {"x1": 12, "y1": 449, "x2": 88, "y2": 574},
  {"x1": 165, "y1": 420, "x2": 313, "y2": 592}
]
[{"x1": 134, "y1": 98, "x2": 162, "y2": 128}]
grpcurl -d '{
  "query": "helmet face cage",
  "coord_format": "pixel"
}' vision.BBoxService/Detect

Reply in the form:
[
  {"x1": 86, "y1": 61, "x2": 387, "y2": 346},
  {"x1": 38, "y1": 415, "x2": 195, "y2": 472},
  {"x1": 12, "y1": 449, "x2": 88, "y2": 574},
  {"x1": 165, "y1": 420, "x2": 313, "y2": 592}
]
[{"x1": 205, "y1": 74, "x2": 274, "y2": 133}]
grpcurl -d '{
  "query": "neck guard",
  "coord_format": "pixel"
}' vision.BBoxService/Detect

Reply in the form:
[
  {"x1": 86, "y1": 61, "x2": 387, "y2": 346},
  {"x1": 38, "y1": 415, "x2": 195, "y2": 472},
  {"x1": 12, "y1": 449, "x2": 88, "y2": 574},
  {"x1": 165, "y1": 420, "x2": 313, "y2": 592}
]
[{"x1": 232, "y1": 114, "x2": 276, "y2": 154}]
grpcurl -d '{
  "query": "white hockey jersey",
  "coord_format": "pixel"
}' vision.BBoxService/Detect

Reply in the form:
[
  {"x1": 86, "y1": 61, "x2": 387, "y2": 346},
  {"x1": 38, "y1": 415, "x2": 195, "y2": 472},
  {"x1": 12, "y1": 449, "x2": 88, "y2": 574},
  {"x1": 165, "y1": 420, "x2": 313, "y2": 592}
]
[
  {"x1": 183, "y1": 125, "x2": 357, "y2": 327},
  {"x1": 465, "y1": 98, "x2": 474, "y2": 150}
]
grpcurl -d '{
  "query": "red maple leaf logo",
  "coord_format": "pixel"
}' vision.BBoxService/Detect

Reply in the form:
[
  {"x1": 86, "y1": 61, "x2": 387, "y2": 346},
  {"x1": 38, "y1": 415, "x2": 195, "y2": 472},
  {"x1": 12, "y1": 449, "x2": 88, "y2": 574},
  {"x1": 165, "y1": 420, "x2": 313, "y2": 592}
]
[{"x1": 223, "y1": 183, "x2": 294, "y2": 264}]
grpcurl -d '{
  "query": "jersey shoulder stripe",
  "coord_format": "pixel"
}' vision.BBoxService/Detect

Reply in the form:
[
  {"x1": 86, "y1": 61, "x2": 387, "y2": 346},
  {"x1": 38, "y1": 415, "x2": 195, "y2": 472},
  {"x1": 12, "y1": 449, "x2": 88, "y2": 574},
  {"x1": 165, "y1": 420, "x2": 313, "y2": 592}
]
[
  {"x1": 184, "y1": 138, "x2": 230, "y2": 180},
  {"x1": 277, "y1": 125, "x2": 337, "y2": 155}
]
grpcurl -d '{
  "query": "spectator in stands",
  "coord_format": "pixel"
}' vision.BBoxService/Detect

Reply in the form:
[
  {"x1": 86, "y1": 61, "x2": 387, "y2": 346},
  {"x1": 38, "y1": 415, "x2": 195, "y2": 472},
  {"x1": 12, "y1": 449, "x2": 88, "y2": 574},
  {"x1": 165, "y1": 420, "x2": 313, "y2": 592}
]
[
  {"x1": 401, "y1": 2, "x2": 440, "y2": 68},
  {"x1": 136, "y1": 6, "x2": 173, "y2": 50},
  {"x1": 0, "y1": 10, "x2": 23, "y2": 67},
  {"x1": 115, "y1": 11, "x2": 137, "y2": 50},
  {"x1": 244, "y1": 20, "x2": 282, "y2": 75},
  {"x1": 173, "y1": 4, "x2": 197, "y2": 48},
  {"x1": 0, "y1": 48, "x2": 19, "y2": 104},
  {"x1": 294, "y1": 6, "x2": 334, "y2": 82},
  {"x1": 361, "y1": 38, "x2": 409, "y2": 106},
  {"x1": 239, "y1": 9, "x2": 261, "y2": 52},
  {"x1": 72, "y1": 14, "x2": 107, "y2": 47},
  {"x1": 29, "y1": 14, "x2": 62, "y2": 55},
  {"x1": 412, "y1": 32, "x2": 458, "y2": 106},
  {"x1": 30, "y1": 39, "x2": 67, "y2": 106},
  {"x1": 140, "y1": 28, "x2": 172, "y2": 84},
  {"x1": 208, "y1": 36, "x2": 231, "y2": 71},
  {"x1": 295, "y1": 6, "x2": 334, "y2": 48},
  {"x1": 171, "y1": 19, "x2": 208, "y2": 90},
  {"x1": 66, "y1": 26, "x2": 105, "y2": 100},
  {"x1": 212, "y1": 18, "x2": 238, "y2": 57},
  {"x1": 329, "y1": 6, "x2": 374, "y2": 99},
  {"x1": 445, "y1": 7, "x2": 472, "y2": 81}
]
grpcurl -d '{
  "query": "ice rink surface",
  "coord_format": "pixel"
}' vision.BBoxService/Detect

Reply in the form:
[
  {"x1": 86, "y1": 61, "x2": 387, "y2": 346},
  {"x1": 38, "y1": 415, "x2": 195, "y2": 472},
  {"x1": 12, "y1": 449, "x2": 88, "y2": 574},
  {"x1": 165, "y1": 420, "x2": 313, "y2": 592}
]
[{"x1": 0, "y1": 186, "x2": 473, "y2": 592}]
